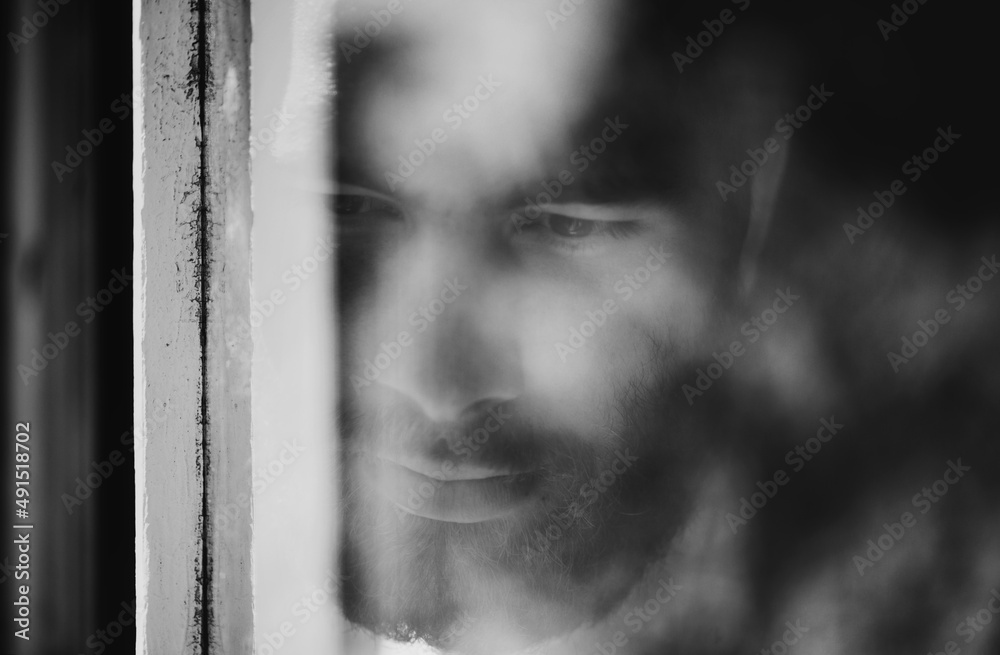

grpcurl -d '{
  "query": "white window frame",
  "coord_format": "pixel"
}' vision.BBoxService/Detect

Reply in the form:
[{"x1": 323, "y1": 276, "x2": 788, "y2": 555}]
[{"x1": 134, "y1": 0, "x2": 254, "y2": 651}]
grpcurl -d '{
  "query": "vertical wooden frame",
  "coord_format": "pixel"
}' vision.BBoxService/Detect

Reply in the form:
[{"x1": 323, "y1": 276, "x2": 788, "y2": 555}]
[{"x1": 134, "y1": 0, "x2": 253, "y2": 652}]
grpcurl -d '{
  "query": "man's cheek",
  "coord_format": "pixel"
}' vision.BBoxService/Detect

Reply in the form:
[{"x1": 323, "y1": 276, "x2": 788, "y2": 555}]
[
  {"x1": 522, "y1": 328, "x2": 658, "y2": 436},
  {"x1": 520, "y1": 271, "x2": 695, "y2": 362},
  {"x1": 514, "y1": 306, "x2": 618, "y2": 433},
  {"x1": 628, "y1": 270, "x2": 713, "y2": 356}
]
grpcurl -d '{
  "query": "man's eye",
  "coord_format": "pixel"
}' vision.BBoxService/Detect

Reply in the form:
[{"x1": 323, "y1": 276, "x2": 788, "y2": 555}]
[
  {"x1": 548, "y1": 215, "x2": 595, "y2": 238},
  {"x1": 521, "y1": 212, "x2": 638, "y2": 241}
]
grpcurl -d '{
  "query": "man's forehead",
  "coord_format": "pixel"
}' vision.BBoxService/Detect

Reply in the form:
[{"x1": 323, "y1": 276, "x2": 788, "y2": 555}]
[
  {"x1": 330, "y1": 0, "x2": 783, "y2": 235},
  {"x1": 335, "y1": 0, "x2": 621, "y2": 90},
  {"x1": 334, "y1": 0, "x2": 627, "y2": 195}
]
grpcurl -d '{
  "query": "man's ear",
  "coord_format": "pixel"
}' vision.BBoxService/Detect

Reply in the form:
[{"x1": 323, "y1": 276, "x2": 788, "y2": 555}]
[{"x1": 736, "y1": 135, "x2": 789, "y2": 297}]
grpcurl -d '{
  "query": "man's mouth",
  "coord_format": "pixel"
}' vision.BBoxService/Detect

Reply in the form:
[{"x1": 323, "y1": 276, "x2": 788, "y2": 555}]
[{"x1": 367, "y1": 456, "x2": 542, "y2": 523}]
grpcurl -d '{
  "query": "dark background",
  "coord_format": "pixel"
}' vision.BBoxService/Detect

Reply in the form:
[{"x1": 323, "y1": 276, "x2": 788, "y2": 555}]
[{"x1": 2, "y1": 0, "x2": 133, "y2": 652}]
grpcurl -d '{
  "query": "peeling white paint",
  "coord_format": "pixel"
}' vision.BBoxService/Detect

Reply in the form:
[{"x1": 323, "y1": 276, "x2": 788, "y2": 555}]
[{"x1": 223, "y1": 66, "x2": 240, "y2": 124}]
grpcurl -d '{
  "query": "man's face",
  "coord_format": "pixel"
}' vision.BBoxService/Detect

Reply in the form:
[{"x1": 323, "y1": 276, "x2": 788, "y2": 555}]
[{"x1": 334, "y1": 1, "x2": 747, "y2": 650}]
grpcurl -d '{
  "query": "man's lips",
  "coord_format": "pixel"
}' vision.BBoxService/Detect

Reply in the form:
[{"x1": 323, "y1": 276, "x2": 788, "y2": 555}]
[
  {"x1": 366, "y1": 456, "x2": 541, "y2": 523},
  {"x1": 385, "y1": 449, "x2": 529, "y2": 481}
]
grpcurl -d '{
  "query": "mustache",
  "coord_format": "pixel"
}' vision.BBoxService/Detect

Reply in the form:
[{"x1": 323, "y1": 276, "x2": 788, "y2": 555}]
[{"x1": 339, "y1": 395, "x2": 624, "y2": 479}]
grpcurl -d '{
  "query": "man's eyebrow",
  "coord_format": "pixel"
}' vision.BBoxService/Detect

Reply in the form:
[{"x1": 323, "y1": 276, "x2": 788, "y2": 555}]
[
  {"x1": 499, "y1": 164, "x2": 692, "y2": 208},
  {"x1": 542, "y1": 202, "x2": 697, "y2": 231},
  {"x1": 533, "y1": 202, "x2": 651, "y2": 222}
]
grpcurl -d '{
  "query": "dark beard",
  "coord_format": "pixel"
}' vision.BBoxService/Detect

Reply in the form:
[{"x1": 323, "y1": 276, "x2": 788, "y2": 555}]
[{"x1": 336, "y1": 362, "x2": 711, "y2": 651}]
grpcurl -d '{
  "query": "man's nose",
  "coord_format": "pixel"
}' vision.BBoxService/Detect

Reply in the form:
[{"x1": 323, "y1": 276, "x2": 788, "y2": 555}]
[{"x1": 373, "y1": 245, "x2": 522, "y2": 423}]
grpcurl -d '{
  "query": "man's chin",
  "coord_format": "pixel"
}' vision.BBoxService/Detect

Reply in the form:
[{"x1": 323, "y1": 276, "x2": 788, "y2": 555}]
[
  {"x1": 338, "y1": 449, "x2": 695, "y2": 650},
  {"x1": 339, "y1": 513, "x2": 640, "y2": 652}
]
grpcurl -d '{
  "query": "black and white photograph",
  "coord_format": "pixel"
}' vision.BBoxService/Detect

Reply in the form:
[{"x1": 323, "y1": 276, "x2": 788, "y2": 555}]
[{"x1": 1, "y1": 0, "x2": 998, "y2": 653}]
